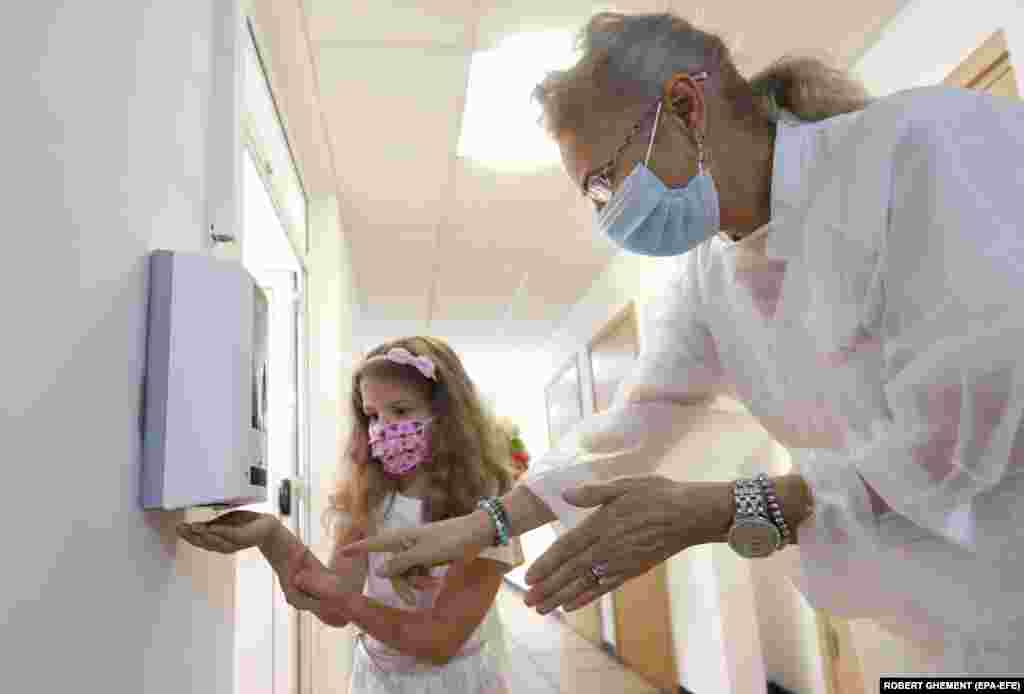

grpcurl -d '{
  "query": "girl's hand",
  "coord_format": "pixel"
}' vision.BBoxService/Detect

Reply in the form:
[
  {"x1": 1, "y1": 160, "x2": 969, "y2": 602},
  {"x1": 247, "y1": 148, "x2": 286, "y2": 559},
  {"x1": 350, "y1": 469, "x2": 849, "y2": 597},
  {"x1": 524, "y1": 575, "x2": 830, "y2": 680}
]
[
  {"x1": 340, "y1": 512, "x2": 493, "y2": 579},
  {"x1": 177, "y1": 510, "x2": 279, "y2": 554},
  {"x1": 177, "y1": 511, "x2": 312, "y2": 605},
  {"x1": 291, "y1": 567, "x2": 361, "y2": 628}
]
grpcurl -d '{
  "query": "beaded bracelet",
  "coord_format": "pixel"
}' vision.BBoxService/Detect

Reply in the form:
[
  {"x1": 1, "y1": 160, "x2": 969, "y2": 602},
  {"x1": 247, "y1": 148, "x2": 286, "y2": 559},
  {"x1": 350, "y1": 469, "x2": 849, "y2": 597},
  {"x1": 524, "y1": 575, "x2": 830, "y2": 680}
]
[
  {"x1": 477, "y1": 497, "x2": 511, "y2": 547},
  {"x1": 756, "y1": 473, "x2": 792, "y2": 548}
]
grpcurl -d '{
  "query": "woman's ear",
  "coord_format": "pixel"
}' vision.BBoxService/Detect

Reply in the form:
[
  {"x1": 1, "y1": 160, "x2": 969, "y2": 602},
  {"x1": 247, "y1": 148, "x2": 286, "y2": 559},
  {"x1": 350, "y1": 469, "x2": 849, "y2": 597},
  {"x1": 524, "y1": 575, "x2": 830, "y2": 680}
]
[{"x1": 662, "y1": 72, "x2": 707, "y2": 133}]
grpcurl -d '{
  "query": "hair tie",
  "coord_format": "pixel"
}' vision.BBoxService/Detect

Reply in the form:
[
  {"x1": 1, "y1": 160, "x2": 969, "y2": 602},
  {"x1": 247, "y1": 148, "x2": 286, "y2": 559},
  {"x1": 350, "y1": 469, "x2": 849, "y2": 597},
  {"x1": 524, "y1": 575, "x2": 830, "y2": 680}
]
[{"x1": 753, "y1": 79, "x2": 783, "y2": 122}]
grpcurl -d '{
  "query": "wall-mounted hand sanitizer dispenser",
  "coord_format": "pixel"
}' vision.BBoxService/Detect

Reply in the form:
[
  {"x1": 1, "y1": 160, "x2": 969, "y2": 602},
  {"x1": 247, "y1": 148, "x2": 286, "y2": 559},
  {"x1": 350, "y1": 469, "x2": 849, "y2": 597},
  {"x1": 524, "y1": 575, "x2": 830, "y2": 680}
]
[{"x1": 142, "y1": 250, "x2": 269, "y2": 510}]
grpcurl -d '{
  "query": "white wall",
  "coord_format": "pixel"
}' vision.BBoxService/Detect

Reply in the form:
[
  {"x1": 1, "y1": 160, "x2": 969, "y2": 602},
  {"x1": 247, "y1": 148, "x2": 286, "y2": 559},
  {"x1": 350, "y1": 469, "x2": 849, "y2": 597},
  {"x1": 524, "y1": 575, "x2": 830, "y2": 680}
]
[
  {"x1": 543, "y1": 251, "x2": 681, "y2": 375},
  {"x1": 459, "y1": 348, "x2": 560, "y2": 588},
  {"x1": 1, "y1": 1, "x2": 238, "y2": 691},
  {"x1": 462, "y1": 349, "x2": 551, "y2": 462},
  {"x1": 852, "y1": 0, "x2": 1024, "y2": 96}
]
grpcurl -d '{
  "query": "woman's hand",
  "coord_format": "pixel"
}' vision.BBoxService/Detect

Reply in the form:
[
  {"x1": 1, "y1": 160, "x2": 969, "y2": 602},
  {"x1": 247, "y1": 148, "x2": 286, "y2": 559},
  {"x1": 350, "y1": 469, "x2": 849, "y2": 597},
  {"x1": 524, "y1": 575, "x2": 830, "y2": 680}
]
[
  {"x1": 177, "y1": 510, "x2": 278, "y2": 554},
  {"x1": 523, "y1": 476, "x2": 733, "y2": 614},
  {"x1": 339, "y1": 512, "x2": 493, "y2": 579},
  {"x1": 389, "y1": 566, "x2": 439, "y2": 606}
]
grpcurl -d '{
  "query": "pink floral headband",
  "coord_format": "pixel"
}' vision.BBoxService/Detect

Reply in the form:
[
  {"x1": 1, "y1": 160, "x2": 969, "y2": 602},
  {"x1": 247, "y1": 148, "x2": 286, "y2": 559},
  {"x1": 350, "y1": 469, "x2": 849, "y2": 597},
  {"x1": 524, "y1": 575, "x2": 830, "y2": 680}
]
[{"x1": 363, "y1": 347, "x2": 437, "y2": 381}]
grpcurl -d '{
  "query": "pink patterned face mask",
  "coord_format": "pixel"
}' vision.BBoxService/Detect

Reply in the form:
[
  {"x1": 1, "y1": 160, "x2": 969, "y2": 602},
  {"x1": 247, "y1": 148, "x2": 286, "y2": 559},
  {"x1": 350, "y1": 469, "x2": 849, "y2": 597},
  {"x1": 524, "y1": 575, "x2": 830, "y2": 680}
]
[{"x1": 368, "y1": 417, "x2": 433, "y2": 477}]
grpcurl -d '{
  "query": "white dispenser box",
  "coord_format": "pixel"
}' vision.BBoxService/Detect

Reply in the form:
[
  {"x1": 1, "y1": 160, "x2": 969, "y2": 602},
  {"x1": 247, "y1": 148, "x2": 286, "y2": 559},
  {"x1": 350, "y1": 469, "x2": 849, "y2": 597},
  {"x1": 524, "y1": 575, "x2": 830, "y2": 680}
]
[{"x1": 142, "y1": 250, "x2": 269, "y2": 510}]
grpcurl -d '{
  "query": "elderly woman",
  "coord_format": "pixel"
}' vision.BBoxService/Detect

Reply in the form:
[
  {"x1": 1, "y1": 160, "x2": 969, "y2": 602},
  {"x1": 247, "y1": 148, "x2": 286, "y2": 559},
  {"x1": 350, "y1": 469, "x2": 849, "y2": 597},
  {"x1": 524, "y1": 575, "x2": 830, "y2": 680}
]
[{"x1": 295, "y1": 12, "x2": 1024, "y2": 673}]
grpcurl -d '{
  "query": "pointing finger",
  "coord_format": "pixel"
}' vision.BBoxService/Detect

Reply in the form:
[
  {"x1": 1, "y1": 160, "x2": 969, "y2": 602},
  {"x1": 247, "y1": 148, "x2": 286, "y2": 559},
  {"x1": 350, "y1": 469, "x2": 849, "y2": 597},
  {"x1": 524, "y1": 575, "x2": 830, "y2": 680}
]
[{"x1": 340, "y1": 530, "x2": 413, "y2": 557}]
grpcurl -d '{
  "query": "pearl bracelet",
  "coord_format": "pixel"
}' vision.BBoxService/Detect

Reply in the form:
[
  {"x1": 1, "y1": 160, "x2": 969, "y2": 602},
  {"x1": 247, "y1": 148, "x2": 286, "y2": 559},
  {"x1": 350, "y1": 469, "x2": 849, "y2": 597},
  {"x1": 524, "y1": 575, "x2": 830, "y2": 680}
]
[{"x1": 756, "y1": 473, "x2": 792, "y2": 548}]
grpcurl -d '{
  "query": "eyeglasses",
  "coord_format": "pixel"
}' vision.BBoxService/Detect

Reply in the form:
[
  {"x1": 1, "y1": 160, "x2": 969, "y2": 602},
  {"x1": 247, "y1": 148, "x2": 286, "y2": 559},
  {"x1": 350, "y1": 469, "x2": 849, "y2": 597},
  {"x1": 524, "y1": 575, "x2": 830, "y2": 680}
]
[{"x1": 582, "y1": 71, "x2": 709, "y2": 207}]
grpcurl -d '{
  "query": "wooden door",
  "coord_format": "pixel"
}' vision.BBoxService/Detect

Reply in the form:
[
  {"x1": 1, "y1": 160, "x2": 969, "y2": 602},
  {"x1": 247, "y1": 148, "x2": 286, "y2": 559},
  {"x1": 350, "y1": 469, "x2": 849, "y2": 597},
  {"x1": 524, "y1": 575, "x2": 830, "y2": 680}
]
[
  {"x1": 612, "y1": 564, "x2": 680, "y2": 692},
  {"x1": 944, "y1": 30, "x2": 1019, "y2": 100},
  {"x1": 590, "y1": 304, "x2": 680, "y2": 692},
  {"x1": 817, "y1": 612, "x2": 867, "y2": 694}
]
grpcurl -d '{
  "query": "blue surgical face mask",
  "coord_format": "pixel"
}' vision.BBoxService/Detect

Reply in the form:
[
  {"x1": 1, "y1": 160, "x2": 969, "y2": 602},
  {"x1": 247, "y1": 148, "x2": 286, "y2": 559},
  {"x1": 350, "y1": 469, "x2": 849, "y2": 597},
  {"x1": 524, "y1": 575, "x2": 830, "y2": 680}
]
[{"x1": 597, "y1": 102, "x2": 720, "y2": 257}]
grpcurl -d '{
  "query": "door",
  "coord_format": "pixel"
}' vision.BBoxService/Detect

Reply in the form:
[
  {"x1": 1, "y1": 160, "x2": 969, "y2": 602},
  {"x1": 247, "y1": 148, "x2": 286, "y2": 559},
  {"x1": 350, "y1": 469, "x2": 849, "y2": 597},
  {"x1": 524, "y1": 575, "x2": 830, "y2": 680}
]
[
  {"x1": 944, "y1": 29, "x2": 1019, "y2": 100},
  {"x1": 588, "y1": 304, "x2": 680, "y2": 692},
  {"x1": 236, "y1": 147, "x2": 308, "y2": 694},
  {"x1": 817, "y1": 612, "x2": 866, "y2": 694}
]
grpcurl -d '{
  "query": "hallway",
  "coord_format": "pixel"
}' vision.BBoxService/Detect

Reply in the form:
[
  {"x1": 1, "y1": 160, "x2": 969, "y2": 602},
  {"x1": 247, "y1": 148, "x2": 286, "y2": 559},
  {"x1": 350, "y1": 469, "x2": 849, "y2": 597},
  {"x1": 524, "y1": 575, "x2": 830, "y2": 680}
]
[{"x1": 495, "y1": 584, "x2": 661, "y2": 694}]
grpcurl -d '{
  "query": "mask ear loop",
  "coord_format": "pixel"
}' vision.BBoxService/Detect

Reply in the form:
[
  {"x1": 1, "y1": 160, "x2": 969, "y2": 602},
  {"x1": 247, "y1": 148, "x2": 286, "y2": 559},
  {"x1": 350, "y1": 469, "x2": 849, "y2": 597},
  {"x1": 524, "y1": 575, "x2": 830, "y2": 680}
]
[
  {"x1": 695, "y1": 130, "x2": 706, "y2": 175},
  {"x1": 643, "y1": 99, "x2": 664, "y2": 168},
  {"x1": 652, "y1": 94, "x2": 707, "y2": 177}
]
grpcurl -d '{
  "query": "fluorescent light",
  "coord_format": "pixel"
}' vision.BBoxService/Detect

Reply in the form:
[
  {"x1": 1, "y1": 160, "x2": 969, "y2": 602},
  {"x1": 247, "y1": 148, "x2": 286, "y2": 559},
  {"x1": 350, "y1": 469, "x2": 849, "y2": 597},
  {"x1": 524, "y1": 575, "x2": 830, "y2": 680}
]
[{"x1": 457, "y1": 30, "x2": 579, "y2": 172}]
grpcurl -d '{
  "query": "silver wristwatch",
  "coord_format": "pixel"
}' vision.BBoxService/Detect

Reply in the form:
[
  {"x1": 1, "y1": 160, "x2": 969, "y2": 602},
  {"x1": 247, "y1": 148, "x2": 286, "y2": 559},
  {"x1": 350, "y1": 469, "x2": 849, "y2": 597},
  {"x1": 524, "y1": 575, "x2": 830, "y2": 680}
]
[{"x1": 726, "y1": 478, "x2": 782, "y2": 558}]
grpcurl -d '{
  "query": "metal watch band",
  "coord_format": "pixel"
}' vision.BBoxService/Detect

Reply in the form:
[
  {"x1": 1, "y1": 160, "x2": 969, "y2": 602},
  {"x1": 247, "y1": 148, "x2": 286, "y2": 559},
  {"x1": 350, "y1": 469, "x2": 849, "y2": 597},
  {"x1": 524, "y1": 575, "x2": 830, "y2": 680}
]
[
  {"x1": 734, "y1": 478, "x2": 767, "y2": 518},
  {"x1": 728, "y1": 478, "x2": 782, "y2": 558}
]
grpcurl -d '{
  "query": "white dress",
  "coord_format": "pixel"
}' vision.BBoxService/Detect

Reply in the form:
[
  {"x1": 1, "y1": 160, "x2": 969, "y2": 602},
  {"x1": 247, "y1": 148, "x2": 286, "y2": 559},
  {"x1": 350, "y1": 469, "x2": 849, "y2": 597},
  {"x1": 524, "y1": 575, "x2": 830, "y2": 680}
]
[
  {"x1": 523, "y1": 86, "x2": 1024, "y2": 673},
  {"x1": 349, "y1": 493, "x2": 524, "y2": 694}
]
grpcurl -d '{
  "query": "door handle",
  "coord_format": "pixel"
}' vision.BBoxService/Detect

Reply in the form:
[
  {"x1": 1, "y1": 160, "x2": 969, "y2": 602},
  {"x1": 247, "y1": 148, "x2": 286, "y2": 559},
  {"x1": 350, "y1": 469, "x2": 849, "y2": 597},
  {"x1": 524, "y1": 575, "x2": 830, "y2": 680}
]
[{"x1": 278, "y1": 478, "x2": 292, "y2": 516}]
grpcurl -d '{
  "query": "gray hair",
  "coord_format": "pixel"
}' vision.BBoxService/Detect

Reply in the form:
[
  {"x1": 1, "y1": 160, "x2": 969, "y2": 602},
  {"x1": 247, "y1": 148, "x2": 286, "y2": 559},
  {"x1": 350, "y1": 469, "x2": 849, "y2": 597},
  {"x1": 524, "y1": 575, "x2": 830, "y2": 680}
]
[{"x1": 534, "y1": 12, "x2": 871, "y2": 135}]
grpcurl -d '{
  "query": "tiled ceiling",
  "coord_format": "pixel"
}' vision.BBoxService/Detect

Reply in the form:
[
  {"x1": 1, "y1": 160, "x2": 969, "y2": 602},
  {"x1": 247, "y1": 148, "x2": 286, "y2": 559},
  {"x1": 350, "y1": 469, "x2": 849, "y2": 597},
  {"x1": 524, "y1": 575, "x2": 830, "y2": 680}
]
[{"x1": 251, "y1": 0, "x2": 911, "y2": 354}]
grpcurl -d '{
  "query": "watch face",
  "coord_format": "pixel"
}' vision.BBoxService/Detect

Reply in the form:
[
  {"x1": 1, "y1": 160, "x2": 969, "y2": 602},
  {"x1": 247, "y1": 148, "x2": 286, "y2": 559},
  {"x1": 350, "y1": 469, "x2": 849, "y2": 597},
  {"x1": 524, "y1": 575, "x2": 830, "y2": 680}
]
[{"x1": 729, "y1": 518, "x2": 781, "y2": 558}]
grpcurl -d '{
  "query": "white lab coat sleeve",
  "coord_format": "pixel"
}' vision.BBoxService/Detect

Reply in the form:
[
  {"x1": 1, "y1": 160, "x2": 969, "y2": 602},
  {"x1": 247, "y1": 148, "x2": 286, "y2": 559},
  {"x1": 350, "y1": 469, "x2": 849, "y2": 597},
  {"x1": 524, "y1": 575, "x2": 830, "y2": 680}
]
[
  {"x1": 798, "y1": 92, "x2": 1024, "y2": 560},
  {"x1": 522, "y1": 250, "x2": 726, "y2": 528}
]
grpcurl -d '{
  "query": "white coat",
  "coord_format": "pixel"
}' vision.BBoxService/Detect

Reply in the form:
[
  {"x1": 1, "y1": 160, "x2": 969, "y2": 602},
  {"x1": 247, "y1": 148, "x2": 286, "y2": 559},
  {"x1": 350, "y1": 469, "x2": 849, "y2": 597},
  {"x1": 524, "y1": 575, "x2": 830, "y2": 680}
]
[{"x1": 524, "y1": 85, "x2": 1024, "y2": 673}]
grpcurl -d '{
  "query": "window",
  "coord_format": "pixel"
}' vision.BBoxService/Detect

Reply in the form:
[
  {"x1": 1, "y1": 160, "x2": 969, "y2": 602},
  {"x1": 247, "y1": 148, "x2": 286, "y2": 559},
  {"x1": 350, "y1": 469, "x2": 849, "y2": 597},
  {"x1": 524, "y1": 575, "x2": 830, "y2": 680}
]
[{"x1": 243, "y1": 20, "x2": 309, "y2": 255}]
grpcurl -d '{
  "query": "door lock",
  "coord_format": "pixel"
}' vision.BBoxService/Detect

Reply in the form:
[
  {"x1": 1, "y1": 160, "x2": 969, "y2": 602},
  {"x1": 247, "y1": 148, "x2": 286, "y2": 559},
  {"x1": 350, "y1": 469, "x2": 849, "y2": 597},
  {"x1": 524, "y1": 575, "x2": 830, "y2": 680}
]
[{"x1": 278, "y1": 477, "x2": 307, "y2": 516}]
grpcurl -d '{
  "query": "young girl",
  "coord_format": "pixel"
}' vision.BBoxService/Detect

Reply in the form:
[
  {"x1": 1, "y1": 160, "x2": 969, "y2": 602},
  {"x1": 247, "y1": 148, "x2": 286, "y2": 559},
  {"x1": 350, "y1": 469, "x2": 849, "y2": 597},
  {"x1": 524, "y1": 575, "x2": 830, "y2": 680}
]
[{"x1": 178, "y1": 336, "x2": 523, "y2": 693}]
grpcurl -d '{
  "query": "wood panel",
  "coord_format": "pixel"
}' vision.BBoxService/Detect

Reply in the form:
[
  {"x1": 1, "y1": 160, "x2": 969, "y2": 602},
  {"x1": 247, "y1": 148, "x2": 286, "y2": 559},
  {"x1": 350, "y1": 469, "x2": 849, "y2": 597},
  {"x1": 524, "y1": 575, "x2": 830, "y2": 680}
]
[
  {"x1": 817, "y1": 612, "x2": 867, "y2": 694},
  {"x1": 561, "y1": 582, "x2": 605, "y2": 647},
  {"x1": 987, "y1": 68, "x2": 1019, "y2": 99},
  {"x1": 613, "y1": 564, "x2": 680, "y2": 692},
  {"x1": 944, "y1": 29, "x2": 1019, "y2": 100}
]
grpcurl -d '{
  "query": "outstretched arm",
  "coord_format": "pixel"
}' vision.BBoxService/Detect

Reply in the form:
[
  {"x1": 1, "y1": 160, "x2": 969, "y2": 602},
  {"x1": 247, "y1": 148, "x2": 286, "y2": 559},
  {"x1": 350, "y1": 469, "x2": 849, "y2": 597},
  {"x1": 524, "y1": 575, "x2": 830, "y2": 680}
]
[
  {"x1": 295, "y1": 555, "x2": 504, "y2": 666},
  {"x1": 342, "y1": 252, "x2": 726, "y2": 577}
]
